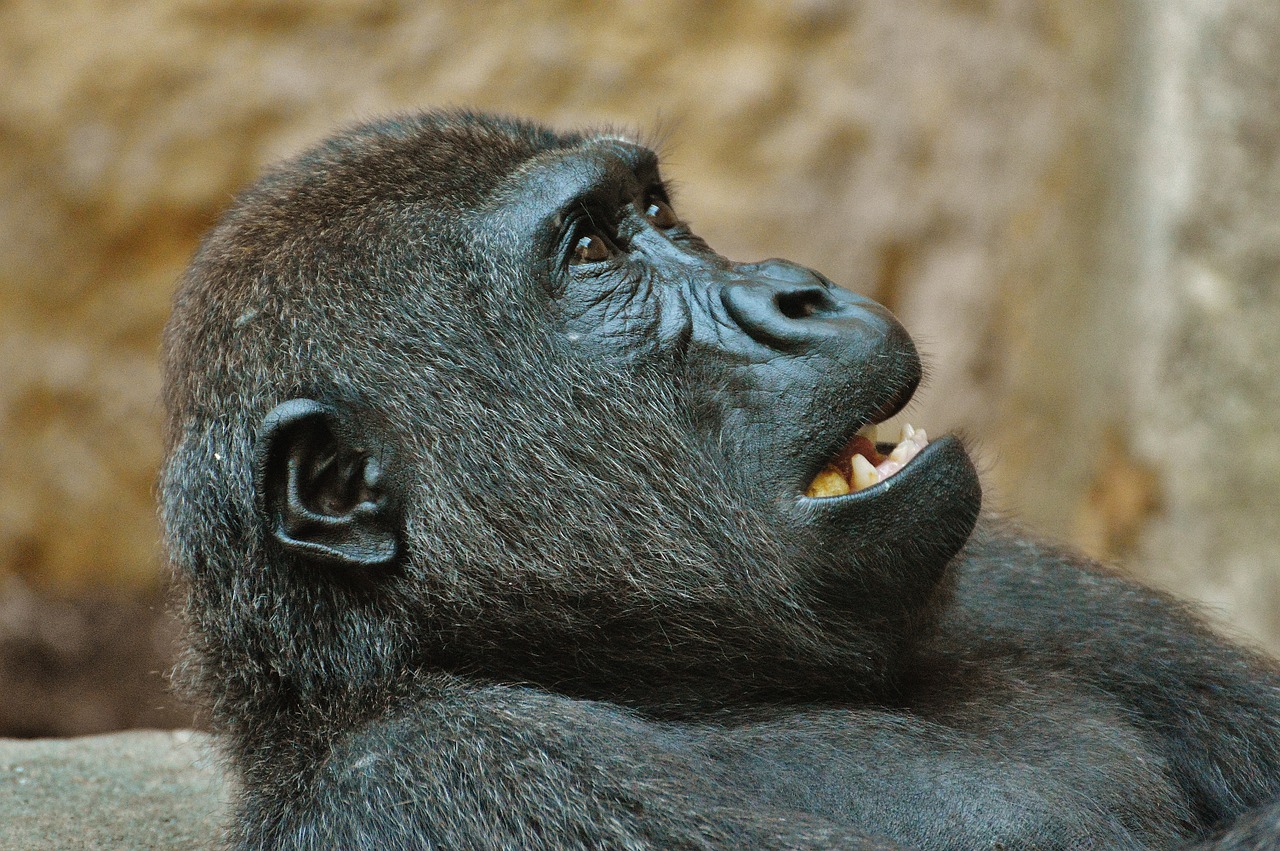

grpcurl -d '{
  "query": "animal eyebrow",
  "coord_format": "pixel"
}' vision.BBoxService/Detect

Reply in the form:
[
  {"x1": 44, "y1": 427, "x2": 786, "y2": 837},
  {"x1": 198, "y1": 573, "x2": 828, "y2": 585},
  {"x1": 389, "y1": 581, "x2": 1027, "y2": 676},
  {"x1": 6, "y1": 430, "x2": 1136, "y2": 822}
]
[
  {"x1": 552, "y1": 173, "x2": 641, "y2": 229},
  {"x1": 585, "y1": 135, "x2": 658, "y2": 167}
]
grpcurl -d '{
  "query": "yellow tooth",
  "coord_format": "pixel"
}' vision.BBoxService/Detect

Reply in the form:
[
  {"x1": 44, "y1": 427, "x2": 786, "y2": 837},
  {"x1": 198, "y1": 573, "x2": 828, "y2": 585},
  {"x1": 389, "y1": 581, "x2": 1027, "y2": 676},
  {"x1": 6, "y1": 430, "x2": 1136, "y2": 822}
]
[
  {"x1": 852, "y1": 454, "x2": 879, "y2": 491},
  {"x1": 806, "y1": 467, "x2": 851, "y2": 498},
  {"x1": 899, "y1": 423, "x2": 915, "y2": 443}
]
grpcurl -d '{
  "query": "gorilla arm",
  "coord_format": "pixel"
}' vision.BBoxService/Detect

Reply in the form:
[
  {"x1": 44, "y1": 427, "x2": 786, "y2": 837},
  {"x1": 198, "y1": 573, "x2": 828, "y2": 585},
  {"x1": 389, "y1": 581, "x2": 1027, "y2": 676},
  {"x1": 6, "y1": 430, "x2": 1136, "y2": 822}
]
[
  {"x1": 944, "y1": 522, "x2": 1280, "y2": 839},
  {"x1": 234, "y1": 676, "x2": 908, "y2": 851},
  {"x1": 233, "y1": 667, "x2": 1195, "y2": 851}
]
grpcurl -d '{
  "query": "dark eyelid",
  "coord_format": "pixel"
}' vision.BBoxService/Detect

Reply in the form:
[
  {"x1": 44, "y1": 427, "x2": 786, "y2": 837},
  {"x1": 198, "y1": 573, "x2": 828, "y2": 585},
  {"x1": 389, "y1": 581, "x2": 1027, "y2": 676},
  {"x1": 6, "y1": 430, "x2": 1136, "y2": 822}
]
[
  {"x1": 556, "y1": 193, "x2": 613, "y2": 234},
  {"x1": 581, "y1": 204, "x2": 607, "y2": 234},
  {"x1": 643, "y1": 182, "x2": 671, "y2": 204},
  {"x1": 630, "y1": 148, "x2": 661, "y2": 183},
  {"x1": 550, "y1": 207, "x2": 587, "y2": 268}
]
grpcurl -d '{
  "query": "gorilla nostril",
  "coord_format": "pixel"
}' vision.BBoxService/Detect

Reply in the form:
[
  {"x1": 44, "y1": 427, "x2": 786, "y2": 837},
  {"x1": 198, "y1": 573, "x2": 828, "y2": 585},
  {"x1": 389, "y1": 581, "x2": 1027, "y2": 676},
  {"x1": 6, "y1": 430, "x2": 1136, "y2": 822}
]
[
  {"x1": 722, "y1": 279, "x2": 881, "y2": 352},
  {"x1": 775, "y1": 288, "x2": 832, "y2": 320}
]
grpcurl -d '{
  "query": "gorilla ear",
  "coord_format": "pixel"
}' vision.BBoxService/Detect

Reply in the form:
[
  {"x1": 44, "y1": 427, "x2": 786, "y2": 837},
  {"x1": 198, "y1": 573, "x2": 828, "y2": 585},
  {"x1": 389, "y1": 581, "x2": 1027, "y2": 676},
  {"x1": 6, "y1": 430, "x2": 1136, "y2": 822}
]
[{"x1": 255, "y1": 399, "x2": 400, "y2": 569}]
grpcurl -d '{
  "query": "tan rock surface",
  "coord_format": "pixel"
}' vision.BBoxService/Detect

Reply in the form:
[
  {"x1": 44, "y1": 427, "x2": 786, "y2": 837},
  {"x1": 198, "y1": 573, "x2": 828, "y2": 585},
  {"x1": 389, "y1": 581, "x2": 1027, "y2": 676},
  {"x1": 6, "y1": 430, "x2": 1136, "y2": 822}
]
[{"x1": 0, "y1": 730, "x2": 228, "y2": 849}]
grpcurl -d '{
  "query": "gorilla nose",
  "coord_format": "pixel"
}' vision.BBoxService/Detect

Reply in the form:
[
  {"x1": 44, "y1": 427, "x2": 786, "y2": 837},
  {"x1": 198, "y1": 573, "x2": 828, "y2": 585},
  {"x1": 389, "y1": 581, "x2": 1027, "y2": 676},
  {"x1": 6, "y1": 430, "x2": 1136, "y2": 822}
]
[{"x1": 720, "y1": 259, "x2": 905, "y2": 354}]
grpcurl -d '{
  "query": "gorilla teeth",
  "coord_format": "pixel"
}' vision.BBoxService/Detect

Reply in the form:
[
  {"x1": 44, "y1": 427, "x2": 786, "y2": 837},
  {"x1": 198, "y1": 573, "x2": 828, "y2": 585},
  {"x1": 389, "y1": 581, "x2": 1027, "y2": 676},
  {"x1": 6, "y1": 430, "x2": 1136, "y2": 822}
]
[
  {"x1": 851, "y1": 454, "x2": 879, "y2": 491},
  {"x1": 807, "y1": 467, "x2": 852, "y2": 498},
  {"x1": 804, "y1": 423, "x2": 929, "y2": 498}
]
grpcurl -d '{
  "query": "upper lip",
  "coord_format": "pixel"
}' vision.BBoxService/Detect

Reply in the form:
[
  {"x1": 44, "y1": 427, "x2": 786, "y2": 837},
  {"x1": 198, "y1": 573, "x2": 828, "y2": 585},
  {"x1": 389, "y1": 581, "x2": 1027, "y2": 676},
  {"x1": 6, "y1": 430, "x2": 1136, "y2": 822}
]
[
  {"x1": 862, "y1": 373, "x2": 919, "y2": 428},
  {"x1": 800, "y1": 373, "x2": 921, "y2": 494}
]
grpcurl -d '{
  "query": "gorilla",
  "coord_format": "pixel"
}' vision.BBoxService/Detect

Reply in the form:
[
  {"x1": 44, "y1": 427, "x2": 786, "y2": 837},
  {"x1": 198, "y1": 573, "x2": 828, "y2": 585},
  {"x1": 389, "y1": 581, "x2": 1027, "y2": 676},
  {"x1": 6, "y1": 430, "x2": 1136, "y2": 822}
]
[{"x1": 160, "y1": 110, "x2": 1280, "y2": 850}]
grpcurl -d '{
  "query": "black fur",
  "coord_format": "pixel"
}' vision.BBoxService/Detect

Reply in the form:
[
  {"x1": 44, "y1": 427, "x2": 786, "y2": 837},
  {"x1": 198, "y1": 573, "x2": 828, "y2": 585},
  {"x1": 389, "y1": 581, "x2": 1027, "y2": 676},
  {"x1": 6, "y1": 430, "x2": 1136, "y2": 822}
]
[{"x1": 161, "y1": 110, "x2": 1280, "y2": 850}]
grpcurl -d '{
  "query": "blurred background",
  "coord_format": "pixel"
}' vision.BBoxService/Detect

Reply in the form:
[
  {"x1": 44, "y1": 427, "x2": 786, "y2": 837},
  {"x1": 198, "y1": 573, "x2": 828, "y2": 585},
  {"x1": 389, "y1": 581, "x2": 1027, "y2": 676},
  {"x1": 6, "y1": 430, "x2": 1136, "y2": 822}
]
[{"x1": 2, "y1": 0, "x2": 1278, "y2": 738}]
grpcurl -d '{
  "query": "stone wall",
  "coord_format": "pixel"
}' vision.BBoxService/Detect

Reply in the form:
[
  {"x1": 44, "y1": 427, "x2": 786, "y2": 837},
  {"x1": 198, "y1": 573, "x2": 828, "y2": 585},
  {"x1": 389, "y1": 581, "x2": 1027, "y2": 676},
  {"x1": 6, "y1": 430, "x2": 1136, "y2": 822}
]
[
  {"x1": 1, "y1": 0, "x2": 1278, "y2": 733},
  {"x1": 1122, "y1": 0, "x2": 1280, "y2": 647}
]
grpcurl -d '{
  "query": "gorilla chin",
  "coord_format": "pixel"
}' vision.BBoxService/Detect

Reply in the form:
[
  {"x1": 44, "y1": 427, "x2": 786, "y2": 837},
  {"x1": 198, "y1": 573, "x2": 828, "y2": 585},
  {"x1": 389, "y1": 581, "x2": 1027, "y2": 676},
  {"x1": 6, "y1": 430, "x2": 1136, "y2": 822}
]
[{"x1": 161, "y1": 110, "x2": 1280, "y2": 851}]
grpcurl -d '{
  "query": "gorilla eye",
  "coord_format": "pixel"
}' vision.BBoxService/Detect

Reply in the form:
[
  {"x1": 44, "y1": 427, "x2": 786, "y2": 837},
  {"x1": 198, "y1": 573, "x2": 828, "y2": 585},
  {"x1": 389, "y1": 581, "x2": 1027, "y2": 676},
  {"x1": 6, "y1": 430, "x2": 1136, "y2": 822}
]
[
  {"x1": 643, "y1": 198, "x2": 679, "y2": 229},
  {"x1": 571, "y1": 233, "x2": 614, "y2": 265}
]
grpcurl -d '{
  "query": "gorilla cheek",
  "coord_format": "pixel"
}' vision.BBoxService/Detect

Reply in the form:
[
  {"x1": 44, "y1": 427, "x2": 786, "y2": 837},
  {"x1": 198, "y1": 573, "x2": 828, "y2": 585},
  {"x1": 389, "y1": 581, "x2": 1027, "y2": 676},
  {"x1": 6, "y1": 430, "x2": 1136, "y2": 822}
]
[
  {"x1": 690, "y1": 358, "x2": 840, "y2": 500},
  {"x1": 559, "y1": 278, "x2": 692, "y2": 364}
]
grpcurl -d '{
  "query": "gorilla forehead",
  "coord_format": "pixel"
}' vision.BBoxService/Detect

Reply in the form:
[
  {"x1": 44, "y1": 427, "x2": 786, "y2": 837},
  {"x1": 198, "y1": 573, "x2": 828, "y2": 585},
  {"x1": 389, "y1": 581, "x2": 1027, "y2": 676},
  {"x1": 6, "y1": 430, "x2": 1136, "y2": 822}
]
[
  {"x1": 186, "y1": 114, "x2": 653, "y2": 348},
  {"x1": 290, "y1": 110, "x2": 590, "y2": 212}
]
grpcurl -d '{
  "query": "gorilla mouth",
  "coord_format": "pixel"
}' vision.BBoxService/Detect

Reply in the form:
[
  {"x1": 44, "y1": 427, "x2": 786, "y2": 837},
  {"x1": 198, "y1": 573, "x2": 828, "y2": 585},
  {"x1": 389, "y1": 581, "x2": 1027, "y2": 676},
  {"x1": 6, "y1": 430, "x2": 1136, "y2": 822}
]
[{"x1": 804, "y1": 423, "x2": 929, "y2": 498}]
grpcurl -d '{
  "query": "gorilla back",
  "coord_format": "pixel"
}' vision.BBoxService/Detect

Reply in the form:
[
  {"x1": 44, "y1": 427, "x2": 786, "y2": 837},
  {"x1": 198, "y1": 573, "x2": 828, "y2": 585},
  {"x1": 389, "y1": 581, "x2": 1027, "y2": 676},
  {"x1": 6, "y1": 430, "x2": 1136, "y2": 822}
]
[{"x1": 161, "y1": 111, "x2": 1280, "y2": 850}]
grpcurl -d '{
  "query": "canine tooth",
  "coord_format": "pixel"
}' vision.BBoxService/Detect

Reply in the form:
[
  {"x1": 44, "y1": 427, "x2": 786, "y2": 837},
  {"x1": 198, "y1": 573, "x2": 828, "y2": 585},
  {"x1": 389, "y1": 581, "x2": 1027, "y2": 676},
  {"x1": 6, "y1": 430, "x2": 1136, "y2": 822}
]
[
  {"x1": 806, "y1": 467, "x2": 851, "y2": 498},
  {"x1": 852, "y1": 454, "x2": 879, "y2": 491}
]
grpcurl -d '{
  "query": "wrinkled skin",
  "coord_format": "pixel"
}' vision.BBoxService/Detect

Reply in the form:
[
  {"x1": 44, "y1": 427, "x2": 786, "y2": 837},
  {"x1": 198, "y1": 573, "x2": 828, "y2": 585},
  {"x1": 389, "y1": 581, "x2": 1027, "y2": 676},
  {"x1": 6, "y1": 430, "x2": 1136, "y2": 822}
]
[{"x1": 161, "y1": 111, "x2": 1280, "y2": 850}]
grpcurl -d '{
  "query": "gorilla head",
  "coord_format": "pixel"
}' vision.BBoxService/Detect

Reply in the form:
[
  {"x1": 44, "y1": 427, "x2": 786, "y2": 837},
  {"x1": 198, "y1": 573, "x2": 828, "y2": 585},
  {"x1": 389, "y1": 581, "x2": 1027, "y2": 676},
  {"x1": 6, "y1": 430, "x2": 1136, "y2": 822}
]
[{"x1": 161, "y1": 111, "x2": 980, "y2": 739}]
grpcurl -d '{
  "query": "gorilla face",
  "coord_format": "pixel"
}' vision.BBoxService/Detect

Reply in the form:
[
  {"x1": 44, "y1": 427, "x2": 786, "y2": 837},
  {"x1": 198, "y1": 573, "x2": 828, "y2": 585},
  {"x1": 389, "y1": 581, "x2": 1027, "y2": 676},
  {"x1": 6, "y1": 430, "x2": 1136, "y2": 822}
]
[
  {"x1": 496, "y1": 136, "x2": 980, "y2": 595},
  {"x1": 164, "y1": 112, "x2": 981, "y2": 717}
]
